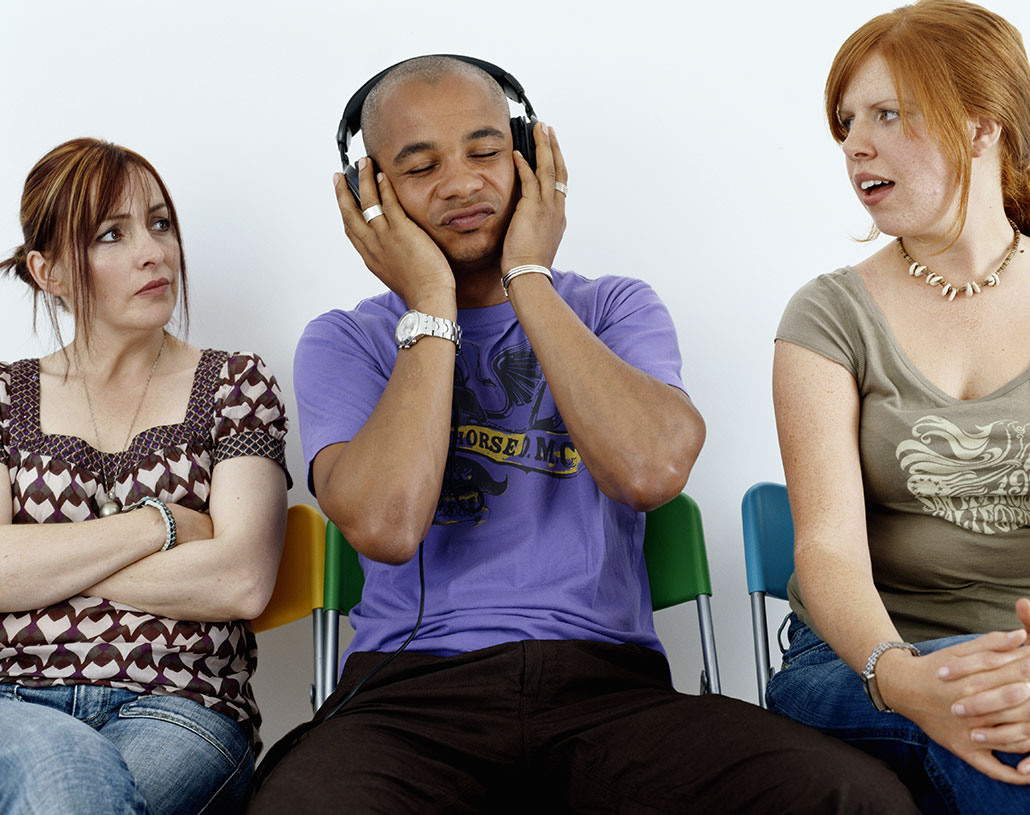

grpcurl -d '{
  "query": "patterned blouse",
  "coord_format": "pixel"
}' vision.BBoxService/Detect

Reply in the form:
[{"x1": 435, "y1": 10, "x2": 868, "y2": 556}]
[{"x1": 0, "y1": 350, "x2": 290, "y2": 746}]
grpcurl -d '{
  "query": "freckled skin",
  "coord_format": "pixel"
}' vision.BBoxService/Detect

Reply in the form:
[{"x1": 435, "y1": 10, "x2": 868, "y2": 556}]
[{"x1": 838, "y1": 53, "x2": 958, "y2": 245}]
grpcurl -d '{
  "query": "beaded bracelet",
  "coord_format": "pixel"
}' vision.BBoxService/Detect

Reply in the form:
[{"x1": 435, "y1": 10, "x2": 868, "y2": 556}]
[
  {"x1": 501, "y1": 264, "x2": 553, "y2": 297},
  {"x1": 126, "y1": 497, "x2": 178, "y2": 551}
]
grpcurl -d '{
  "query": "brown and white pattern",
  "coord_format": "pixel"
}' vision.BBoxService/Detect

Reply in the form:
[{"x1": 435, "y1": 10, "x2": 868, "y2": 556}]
[{"x1": 0, "y1": 350, "x2": 290, "y2": 746}]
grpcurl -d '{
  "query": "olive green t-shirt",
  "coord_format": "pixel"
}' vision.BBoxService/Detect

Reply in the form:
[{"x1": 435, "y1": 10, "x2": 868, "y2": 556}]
[{"x1": 778, "y1": 268, "x2": 1030, "y2": 642}]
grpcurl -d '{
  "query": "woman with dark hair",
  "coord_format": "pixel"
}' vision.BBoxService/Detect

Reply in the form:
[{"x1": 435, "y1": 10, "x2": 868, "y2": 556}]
[
  {"x1": 0, "y1": 138, "x2": 289, "y2": 815},
  {"x1": 769, "y1": 1, "x2": 1030, "y2": 811}
]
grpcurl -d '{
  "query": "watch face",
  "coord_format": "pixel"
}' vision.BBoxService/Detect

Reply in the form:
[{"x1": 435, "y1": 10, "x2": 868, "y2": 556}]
[{"x1": 396, "y1": 310, "x2": 420, "y2": 342}]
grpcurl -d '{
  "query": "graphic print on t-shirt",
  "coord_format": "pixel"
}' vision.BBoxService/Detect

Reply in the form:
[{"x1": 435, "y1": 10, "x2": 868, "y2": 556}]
[
  {"x1": 896, "y1": 414, "x2": 1030, "y2": 534},
  {"x1": 435, "y1": 339, "x2": 583, "y2": 526}
]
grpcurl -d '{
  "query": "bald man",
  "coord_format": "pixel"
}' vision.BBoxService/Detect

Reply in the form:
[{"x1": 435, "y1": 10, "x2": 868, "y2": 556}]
[{"x1": 248, "y1": 56, "x2": 918, "y2": 814}]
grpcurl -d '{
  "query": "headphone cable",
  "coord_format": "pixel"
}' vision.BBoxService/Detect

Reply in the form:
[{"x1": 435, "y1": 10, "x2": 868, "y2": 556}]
[
  {"x1": 323, "y1": 377, "x2": 460, "y2": 720},
  {"x1": 322, "y1": 540, "x2": 425, "y2": 720}
]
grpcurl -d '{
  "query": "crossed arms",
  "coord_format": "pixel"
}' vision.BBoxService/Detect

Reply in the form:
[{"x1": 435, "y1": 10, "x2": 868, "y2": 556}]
[{"x1": 0, "y1": 455, "x2": 286, "y2": 621}]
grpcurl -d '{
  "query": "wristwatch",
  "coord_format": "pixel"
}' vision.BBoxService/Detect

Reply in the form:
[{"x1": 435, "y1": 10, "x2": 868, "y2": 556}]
[
  {"x1": 860, "y1": 641, "x2": 920, "y2": 712},
  {"x1": 394, "y1": 309, "x2": 461, "y2": 350}
]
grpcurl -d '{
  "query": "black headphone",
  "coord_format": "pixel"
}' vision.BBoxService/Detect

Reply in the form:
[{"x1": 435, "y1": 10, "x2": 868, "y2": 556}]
[{"x1": 336, "y1": 54, "x2": 538, "y2": 205}]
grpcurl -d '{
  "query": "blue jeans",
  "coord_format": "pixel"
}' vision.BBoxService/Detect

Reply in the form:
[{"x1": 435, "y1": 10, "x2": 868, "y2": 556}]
[
  {"x1": 0, "y1": 684, "x2": 253, "y2": 815},
  {"x1": 767, "y1": 615, "x2": 1030, "y2": 815}
]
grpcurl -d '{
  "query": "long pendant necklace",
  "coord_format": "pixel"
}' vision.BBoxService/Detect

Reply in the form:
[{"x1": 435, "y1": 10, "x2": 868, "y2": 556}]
[
  {"x1": 897, "y1": 219, "x2": 1021, "y2": 301},
  {"x1": 75, "y1": 333, "x2": 166, "y2": 517}
]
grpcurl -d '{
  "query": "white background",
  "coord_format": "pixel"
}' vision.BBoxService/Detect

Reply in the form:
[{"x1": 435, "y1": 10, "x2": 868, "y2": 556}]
[{"x1": 4, "y1": 0, "x2": 1029, "y2": 753}]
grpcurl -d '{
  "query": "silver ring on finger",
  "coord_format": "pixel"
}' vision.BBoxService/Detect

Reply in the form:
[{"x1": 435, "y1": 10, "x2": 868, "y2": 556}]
[
  {"x1": 362, "y1": 205, "x2": 384, "y2": 224},
  {"x1": 554, "y1": 182, "x2": 569, "y2": 196}
]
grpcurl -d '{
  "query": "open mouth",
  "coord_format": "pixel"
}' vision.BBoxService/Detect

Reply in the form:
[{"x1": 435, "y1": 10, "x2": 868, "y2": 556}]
[{"x1": 860, "y1": 179, "x2": 894, "y2": 194}]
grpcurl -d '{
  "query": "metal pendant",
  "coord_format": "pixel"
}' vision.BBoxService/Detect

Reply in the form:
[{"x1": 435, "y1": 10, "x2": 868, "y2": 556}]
[
  {"x1": 98, "y1": 490, "x2": 121, "y2": 517},
  {"x1": 98, "y1": 501, "x2": 121, "y2": 517}
]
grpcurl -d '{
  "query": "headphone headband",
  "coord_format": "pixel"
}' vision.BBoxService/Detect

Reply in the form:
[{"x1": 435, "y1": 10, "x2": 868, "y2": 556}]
[{"x1": 336, "y1": 54, "x2": 536, "y2": 168}]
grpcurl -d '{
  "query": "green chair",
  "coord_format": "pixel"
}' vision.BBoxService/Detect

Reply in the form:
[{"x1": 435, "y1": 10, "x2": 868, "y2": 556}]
[
  {"x1": 314, "y1": 521, "x2": 364, "y2": 710},
  {"x1": 314, "y1": 492, "x2": 721, "y2": 708},
  {"x1": 642, "y1": 493, "x2": 721, "y2": 694}
]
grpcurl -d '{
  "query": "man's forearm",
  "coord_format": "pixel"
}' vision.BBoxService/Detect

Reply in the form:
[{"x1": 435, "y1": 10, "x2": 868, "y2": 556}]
[
  {"x1": 507, "y1": 273, "x2": 704, "y2": 510},
  {"x1": 313, "y1": 333, "x2": 457, "y2": 564}
]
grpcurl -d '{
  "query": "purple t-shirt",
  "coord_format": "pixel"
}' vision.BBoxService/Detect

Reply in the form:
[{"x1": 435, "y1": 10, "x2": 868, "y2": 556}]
[{"x1": 294, "y1": 270, "x2": 685, "y2": 657}]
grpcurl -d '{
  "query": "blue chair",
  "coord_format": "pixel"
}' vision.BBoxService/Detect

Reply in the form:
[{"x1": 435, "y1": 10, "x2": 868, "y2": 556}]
[
  {"x1": 741, "y1": 482, "x2": 795, "y2": 708},
  {"x1": 319, "y1": 492, "x2": 722, "y2": 705}
]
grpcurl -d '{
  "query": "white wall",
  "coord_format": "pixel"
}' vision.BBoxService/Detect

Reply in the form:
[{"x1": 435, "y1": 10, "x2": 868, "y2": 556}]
[{"x1": 4, "y1": 0, "x2": 1029, "y2": 752}]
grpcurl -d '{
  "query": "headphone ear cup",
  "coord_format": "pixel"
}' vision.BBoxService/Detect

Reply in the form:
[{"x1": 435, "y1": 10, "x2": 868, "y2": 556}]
[
  {"x1": 510, "y1": 116, "x2": 536, "y2": 171},
  {"x1": 344, "y1": 165, "x2": 361, "y2": 206}
]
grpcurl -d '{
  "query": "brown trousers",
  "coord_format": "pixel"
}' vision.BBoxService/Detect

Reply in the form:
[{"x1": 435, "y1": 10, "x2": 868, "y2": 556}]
[{"x1": 247, "y1": 639, "x2": 917, "y2": 814}]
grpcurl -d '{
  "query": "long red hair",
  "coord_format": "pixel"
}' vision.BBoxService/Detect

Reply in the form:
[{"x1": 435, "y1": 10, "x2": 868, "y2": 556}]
[{"x1": 825, "y1": 0, "x2": 1030, "y2": 239}]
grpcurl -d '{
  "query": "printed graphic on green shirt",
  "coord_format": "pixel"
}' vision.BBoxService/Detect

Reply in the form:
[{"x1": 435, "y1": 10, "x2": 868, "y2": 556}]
[{"x1": 897, "y1": 415, "x2": 1030, "y2": 534}]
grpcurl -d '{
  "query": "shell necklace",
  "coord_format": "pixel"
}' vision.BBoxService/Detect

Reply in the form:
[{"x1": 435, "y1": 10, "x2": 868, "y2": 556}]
[
  {"x1": 897, "y1": 219, "x2": 1021, "y2": 301},
  {"x1": 75, "y1": 333, "x2": 166, "y2": 517}
]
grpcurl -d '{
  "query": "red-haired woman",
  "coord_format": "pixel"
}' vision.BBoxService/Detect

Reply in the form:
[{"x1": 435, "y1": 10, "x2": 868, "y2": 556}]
[
  {"x1": 0, "y1": 138, "x2": 289, "y2": 815},
  {"x1": 768, "y1": 1, "x2": 1030, "y2": 811}
]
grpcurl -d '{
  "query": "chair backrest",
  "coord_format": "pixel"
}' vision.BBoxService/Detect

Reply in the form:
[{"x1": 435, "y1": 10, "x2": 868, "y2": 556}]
[
  {"x1": 251, "y1": 504, "x2": 326, "y2": 633},
  {"x1": 324, "y1": 521, "x2": 364, "y2": 615},
  {"x1": 643, "y1": 493, "x2": 711, "y2": 610},
  {"x1": 741, "y1": 482, "x2": 794, "y2": 600}
]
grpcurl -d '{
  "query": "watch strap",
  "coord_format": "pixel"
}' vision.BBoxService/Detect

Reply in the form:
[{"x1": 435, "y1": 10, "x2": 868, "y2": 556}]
[{"x1": 395, "y1": 310, "x2": 461, "y2": 350}]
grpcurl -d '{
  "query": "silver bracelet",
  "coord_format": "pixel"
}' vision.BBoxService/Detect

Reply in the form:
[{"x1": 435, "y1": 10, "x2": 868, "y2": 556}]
[
  {"x1": 501, "y1": 264, "x2": 553, "y2": 297},
  {"x1": 126, "y1": 497, "x2": 178, "y2": 551},
  {"x1": 860, "y1": 641, "x2": 920, "y2": 712}
]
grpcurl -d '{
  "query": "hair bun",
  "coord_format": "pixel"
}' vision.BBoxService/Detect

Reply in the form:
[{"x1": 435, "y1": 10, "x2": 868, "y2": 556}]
[{"x1": 1, "y1": 244, "x2": 33, "y2": 285}]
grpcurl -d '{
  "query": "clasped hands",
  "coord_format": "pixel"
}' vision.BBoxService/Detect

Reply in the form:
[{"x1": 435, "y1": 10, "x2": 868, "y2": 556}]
[
  {"x1": 883, "y1": 598, "x2": 1030, "y2": 783},
  {"x1": 332, "y1": 121, "x2": 566, "y2": 309}
]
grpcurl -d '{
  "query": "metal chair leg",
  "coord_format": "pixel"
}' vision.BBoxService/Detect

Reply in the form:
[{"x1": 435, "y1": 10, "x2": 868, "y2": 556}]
[
  {"x1": 320, "y1": 608, "x2": 340, "y2": 709},
  {"x1": 695, "y1": 594, "x2": 721, "y2": 695},
  {"x1": 312, "y1": 609, "x2": 325, "y2": 713},
  {"x1": 750, "y1": 591, "x2": 771, "y2": 709}
]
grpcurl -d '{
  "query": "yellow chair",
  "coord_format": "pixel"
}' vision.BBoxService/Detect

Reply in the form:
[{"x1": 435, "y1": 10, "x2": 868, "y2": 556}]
[{"x1": 251, "y1": 503, "x2": 326, "y2": 711}]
